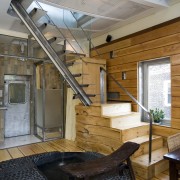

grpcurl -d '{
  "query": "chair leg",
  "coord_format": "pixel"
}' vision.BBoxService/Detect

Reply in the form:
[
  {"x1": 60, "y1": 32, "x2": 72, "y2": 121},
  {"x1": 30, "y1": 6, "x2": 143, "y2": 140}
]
[{"x1": 127, "y1": 158, "x2": 136, "y2": 180}]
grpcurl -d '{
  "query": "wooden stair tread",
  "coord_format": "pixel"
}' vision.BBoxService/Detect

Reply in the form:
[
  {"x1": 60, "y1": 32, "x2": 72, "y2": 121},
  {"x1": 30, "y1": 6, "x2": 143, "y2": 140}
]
[
  {"x1": 117, "y1": 122, "x2": 149, "y2": 130},
  {"x1": 90, "y1": 102, "x2": 131, "y2": 106},
  {"x1": 101, "y1": 103, "x2": 131, "y2": 117},
  {"x1": 132, "y1": 147, "x2": 168, "y2": 167},
  {"x1": 102, "y1": 112, "x2": 139, "y2": 118},
  {"x1": 127, "y1": 135, "x2": 162, "y2": 144}
]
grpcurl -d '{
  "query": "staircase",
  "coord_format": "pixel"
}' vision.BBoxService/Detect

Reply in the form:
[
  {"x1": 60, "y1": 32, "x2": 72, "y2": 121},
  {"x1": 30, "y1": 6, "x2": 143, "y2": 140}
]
[
  {"x1": 10, "y1": 0, "x2": 93, "y2": 106},
  {"x1": 75, "y1": 102, "x2": 169, "y2": 179}
]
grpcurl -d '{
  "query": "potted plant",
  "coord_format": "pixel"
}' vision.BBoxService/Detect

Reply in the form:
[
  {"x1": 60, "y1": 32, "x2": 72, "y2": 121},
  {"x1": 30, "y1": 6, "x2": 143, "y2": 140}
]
[{"x1": 150, "y1": 108, "x2": 165, "y2": 124}]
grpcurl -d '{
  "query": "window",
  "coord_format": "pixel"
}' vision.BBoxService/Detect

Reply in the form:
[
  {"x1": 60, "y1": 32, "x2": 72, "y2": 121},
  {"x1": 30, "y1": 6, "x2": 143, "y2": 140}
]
[
  {"x1": 139, "y1": 58, "x2": 171, "y2": 124},
  {"x1": 9, "y1": 83, "x2": 26, "y2": 104}
]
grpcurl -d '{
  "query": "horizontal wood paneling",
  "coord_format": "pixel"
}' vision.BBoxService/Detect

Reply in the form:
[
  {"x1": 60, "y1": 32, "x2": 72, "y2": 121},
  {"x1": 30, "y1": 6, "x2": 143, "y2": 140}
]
[
  {"x1": 91, "y1": 19, "x2": 180, "y2": 130},
  {"x1": 152, "y1": 125, "x2": 180, "y2": 138},
  {"x1": 172, "y1": 86, "x2": 180, "y2": 96},
  {"x1": 107, "y1": 42, "x2": 180, "y2": 66},
  {"x1": 108, "y1": 87, "x2": 137, "y2": 95},
  {"x1": 171, "y1": 118, "x2": 180, "y2": 129},
  {"x1": 107, "y1": 62, "x2": 137, "y2": 73},
  {"x1": 114, "y1": 33, "x2": 180, "y2": 58},
  {"x1": 92, "y1": 19, "x2": 180, "y2": 56},
  {"x1": 171, "y1": 53, "x2": 180, "y2": 128},
  {"x1": 172, "y1": 65, "x2": 180, "y2": 76},
  {"x1": 172, "y1": 107, "x2": 180, "y2": 118},
  {"x1": 108, "y1": 79, "x2": 137, "y2": 89},
  {"x1": 171, "y1": 54, "x2": 180, "y2": 65},
  {"x1": 108, "y1": 70, "x2": 137, "y2": 81},
  {"x1": 172, "y1": 97, "x2": 180, "y2": 107},
  {"x1": 172, "y1": 76, "x2": 180, "y2": 86}
]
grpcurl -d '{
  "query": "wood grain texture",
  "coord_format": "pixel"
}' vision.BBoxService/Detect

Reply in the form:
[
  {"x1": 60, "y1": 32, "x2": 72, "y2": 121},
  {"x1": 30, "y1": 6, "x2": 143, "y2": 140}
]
[
  {"x1": 37, "y1": 142, "x2": 57, "y2": 152},
  {"x1": 152, "y1": 125, "x2": 180, "y2": 138},
  {"x1": 7, "y1": 147, "x2": 24, "y2": 159},
  {"x1": 76, "y1": 114, "x2": 110, "y2": 127},
  {"x1": 0, "y1": 150, "x2": 11, "y2": 162},
  {"x1": 75, "y1": 104, "x2": 101, "y2": 116},
  {"x1": 76, "y1": 122, "x2": 121, "y2": 140},
  {"x1": 91, "y1": 19, "x2": 180, "y2": 56},
  {"x1": 18, "y1": 146, "x2": 36, "y2": 156},
  {"x1": 171, "y1": 54, "x2": 180, "y2": 65}
]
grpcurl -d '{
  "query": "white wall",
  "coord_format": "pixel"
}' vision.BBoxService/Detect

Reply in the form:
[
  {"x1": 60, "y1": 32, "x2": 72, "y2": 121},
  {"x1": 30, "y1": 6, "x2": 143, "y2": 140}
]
[{"x1": 92, "y1": 2, "x2": 180, "y2": 47}]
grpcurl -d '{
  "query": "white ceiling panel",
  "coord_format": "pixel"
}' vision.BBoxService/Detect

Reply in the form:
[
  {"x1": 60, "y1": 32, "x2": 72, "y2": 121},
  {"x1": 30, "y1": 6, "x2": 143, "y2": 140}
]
[{"x1": 106, "y1": 1, "x2": 152, "y2": 20}]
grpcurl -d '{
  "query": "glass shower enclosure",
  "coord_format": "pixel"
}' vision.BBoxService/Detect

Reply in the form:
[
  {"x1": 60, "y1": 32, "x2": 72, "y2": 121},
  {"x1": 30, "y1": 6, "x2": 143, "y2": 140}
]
[{"x1": 34, "y1": 62, "x2": 65, "y2": 141}]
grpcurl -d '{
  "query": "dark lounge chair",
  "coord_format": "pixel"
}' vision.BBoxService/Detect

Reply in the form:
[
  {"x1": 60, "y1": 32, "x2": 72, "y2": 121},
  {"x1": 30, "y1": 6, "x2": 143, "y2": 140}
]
[{"x1": 60, "y1": 141, "x2": 140, "y2": 180}]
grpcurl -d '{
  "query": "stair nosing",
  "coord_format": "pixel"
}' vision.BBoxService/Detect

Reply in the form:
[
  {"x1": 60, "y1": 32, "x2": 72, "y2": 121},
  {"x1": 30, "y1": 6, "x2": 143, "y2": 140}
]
[
  {"x1": 132, "y1": 147, "x2": 168, "y2": 167},
  {"x1": 125, "y1": 135, "x2": 163, "y2": 144},
  {"x1": 102, "y1": 112, "x2": 140, "y2": 118},
  {"x1": 117, "y1": 122, "x2": 149, "y2": 130}
]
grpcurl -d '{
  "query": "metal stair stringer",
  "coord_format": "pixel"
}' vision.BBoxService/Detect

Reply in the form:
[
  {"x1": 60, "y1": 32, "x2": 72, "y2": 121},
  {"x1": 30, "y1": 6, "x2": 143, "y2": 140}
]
[{"x1": 10, "y1": 0, "x2": 92, "y2": 106}]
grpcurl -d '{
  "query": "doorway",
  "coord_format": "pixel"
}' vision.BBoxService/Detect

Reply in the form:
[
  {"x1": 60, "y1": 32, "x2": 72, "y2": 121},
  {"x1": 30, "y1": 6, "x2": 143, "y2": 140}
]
[{"x1": 4, "y1": 75, "x2": 30, "y2": 137}]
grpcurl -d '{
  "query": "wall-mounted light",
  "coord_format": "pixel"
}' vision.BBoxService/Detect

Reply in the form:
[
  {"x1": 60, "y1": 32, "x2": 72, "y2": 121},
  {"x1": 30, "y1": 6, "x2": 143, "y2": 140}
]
[
  {"x1": 122, "y1": 72, "x2": 126, "y2": 80},
  {"x1": 20, "y1": 42, "x2": 25, "y2": 54},
  {"x1": 18, "y1": 41, "x2": 26, "y2": 61},
  {"x1": 110, "y1": 51, "x2": 117, "y2": 59}
]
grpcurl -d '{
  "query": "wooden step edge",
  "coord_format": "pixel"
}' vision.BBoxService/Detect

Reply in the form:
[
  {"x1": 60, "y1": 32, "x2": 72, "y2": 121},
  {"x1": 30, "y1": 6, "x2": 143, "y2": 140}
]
[
  {"x1": 125, "y1": 135, "x2": 162, "y2": 144},
  {"x1": 101, "y1": 102, "x2": 132, "y2": 106},
  {"x1": 85, "y1": 102, "x2": 131, "y2": 107},
  {"x1": 102, "y1": 111, "x2": 139, "y2": 118},
  {"x1": 129, "y1": 135, "x2": 163, "y2": 158},
  {"x1": 132, "y1": 147, "x2": 168, "y2": 167},
  {"x1": 118, "y1": 122, "x2": 149, "y2": 130},
  {"x1": 101, "y1": 104, "x2": 131, "y2": 116}
]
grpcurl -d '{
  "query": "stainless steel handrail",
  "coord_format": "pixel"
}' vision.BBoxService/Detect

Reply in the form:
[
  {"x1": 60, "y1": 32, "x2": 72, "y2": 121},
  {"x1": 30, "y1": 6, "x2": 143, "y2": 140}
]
[{"x1": 100, "y1": 67, "x2": 153, "y2": 164}]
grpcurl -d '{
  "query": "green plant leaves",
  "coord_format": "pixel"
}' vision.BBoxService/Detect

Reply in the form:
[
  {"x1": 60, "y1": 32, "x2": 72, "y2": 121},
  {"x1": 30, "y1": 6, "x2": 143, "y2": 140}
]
[{"x1": 150, "y1": 108, "x2": 165, "y2": 123}]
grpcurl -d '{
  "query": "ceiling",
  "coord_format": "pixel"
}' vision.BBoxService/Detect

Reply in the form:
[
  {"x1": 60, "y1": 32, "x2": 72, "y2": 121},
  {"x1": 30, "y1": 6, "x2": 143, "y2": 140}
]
[{"x1": 0, "y1": 0, "x2": 180, "y2": 41}]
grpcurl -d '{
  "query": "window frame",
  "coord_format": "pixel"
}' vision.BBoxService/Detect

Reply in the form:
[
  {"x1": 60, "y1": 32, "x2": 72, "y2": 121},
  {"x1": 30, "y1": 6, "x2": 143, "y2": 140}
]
[
  {"x1": 139, "y1": 57, "x2": 171, "y2": 125},
  {"x1": 8, "y1": 83, "x2": 27, "y2": 104}
]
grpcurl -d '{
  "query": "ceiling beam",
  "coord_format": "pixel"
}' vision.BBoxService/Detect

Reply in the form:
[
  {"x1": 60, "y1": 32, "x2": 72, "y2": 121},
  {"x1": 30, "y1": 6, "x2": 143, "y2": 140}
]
[{"x1": 131, "y1": 0, "x2": 169, "y2": 7}]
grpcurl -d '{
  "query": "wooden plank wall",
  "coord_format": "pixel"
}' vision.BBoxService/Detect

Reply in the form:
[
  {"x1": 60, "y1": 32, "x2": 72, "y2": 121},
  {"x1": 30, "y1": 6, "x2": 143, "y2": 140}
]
[{"x1": 91, "y1": 18, "x2": 180, "y2": 131}]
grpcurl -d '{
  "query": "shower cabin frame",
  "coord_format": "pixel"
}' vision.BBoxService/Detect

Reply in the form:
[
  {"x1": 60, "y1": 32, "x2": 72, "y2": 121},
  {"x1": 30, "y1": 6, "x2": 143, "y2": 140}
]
[{"x1": 34, "y1": 62, "x2": 66, "y2": 141}]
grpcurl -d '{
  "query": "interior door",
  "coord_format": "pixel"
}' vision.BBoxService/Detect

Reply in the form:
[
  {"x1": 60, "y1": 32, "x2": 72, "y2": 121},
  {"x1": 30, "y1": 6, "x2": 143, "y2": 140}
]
[{"x1": 4, "y1": 75, "x2": 30, "y2": 137}]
